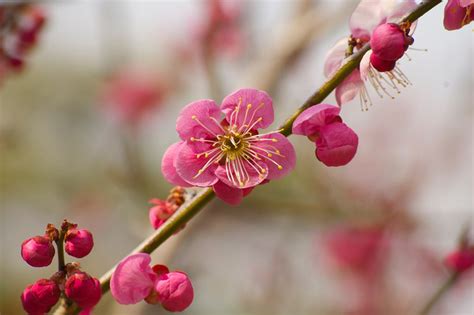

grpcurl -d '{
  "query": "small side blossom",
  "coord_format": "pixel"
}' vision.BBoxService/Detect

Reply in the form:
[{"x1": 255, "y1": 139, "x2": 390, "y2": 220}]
[
  {"x1": 444, "y1": 0, "x2": 474, "y2": 30},
  {"x1": 110, "y1": 253, "x2": 194, "y2": 312},
  {"x1": 64, "y1": 229, "x2": 94, "y2": 258},
  {"x1": 148, "y1": 199, "x2": 177, "y2": 229},
  {"x1": 21, "y1": 235, "x2": 55, "y2": 267},
  {"x1": 162, "y1": 88, "x2": 296, "y2": 205},
  {"x1": 65, "y1": 272, "x2": 102, "y2": 309},
  {"x1": 444, "y1": 247, "x2": 474, "y2": 273},
  {"x1": 293, "y1": 104, "x2": 358, "y2": 167},
  {"x1": 21, "y1": 279, "x2": 60, "y2": 314}
]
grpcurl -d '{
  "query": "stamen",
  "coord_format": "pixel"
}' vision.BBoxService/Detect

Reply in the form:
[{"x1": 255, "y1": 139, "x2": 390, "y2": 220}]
[
  {"x1": 193, "y1": 151, "x2": 224, "y2": 179},
  {"x1": 191, "y1": 115, "x2": 218, "y2": 137},
  {"x1": 238, "y1": 103, "x2": 253, "y2": 133}
]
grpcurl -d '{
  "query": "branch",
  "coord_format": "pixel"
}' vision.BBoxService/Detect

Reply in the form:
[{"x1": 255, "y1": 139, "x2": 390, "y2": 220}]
[
  {"x1": 419, "y1": 271, "x2": 460, "y2": 315},
  {"x1": 55, "y1": 1, "x2": 443, "y2": 313}
]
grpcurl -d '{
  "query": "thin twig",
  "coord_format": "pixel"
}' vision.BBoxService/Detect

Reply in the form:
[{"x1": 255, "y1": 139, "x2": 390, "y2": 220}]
[{"x1": 419, "y1": 272, "x2": 460, "y2": 315}]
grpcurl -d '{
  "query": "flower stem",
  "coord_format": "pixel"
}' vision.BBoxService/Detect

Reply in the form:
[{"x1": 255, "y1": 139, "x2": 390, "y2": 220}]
[
  {"x1": 419, "y1": 271, "x2": 460, "y2": 315},
  {"x1": 56, "y1": 230, "x2": 66, "y2": 272},
  {"x1": 53, "y1": 1, "x2": 442, "y2": 313}
]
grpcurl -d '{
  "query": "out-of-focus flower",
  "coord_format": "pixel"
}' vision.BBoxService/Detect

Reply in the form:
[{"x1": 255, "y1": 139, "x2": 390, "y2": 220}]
[
  {"x1": 111, "y1": 253, "x2": 194, "y2": 312},
  {"x1": 293, "y1": 104, "x2": 358, "y2": 166},
  {"x1": 444, "y1": 246, "x2": 474, "y2": 273},
  {"x1": 324, "y1": 0, "x2": 417, "y2": 108},
  {"x1": 443, "y1": 0, "x2": 474, "y2": 30},
  {"x1": 148, "y1": 199, "x2": 177, "y2": 229},
  {"x1": 101, "y1": 70, "x2": 166, "y2": 126},
  {"x1": 21, "y1": 235, "x2": 55, "y2": 267},
  {"x1": 21, "y1": 279, "x2": 60, "y2": 314},
  {"x1": 162, "y1": 88, "x2": 295, "y2": 205},
  {"x1": 64, "y1": 229, "x2": 94, "y2": 258},
  {"x1": 64, "y1": 272, "x2": 101, "y2": 309}
]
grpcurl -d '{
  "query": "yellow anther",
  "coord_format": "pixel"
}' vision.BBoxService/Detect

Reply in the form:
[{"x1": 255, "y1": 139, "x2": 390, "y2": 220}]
[
  {"x1": 267, "y1": 153, "x2": 272, "y2": 157},
  {"x1": 190, "y1": 137, "x2": 195, "y2": 141},
  {"x1": 277, "y1": 165, "x2": 283, "y2": 170},
  {"x1": 191, "y1": 115, "x2": 197, "y2": 120},
  {"x1": 247, "y1": 103, "x2": 252, "y2": 108},
  {"x1": 272, "y1": 139, "x2": 278, "y2": 142}
]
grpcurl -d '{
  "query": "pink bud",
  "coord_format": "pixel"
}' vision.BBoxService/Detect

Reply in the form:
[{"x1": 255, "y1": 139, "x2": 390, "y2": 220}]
[
  {"x1": 369, "y1": 53, "x2": 396, "y2": 72},
  {"x1": 155, "y1": 271, "x2": 194, "y2": 312},
  {"x1": 370, "y1": 23, "x2": 408, "y2": 61},
  {"x1": 65, "y1": 272, "x2": 101, "y2": 309},
  {"x1": 21, "y1": 279, "x2": 60, "y2": 314},
  {"x1": 21, "y1": 236, "x2": 55, "y2": 267},
  {"x1": 149, "y1": 199, "x2": 175, "y2": 229},
  {"x1": 65, "y1": 229, "x2": 94, "y2": 258},
  {"x1": 444, "y1": 248, "x2": 474, "y2": 273},
  {"x1": 315, "y1": 122, "x2": 359, "y2": 167}
]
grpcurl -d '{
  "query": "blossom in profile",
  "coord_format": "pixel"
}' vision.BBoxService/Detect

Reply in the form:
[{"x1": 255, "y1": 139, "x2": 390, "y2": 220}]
[
  {"x1": 21, "y1": 279, "x2": 60, "y2": 314},
  {"x1": 293, "y1": 104, "x2": 358, "y2": 166},
  {"x1": 101, "y1": 69, "x2": 165, "y2": 125},
  {"x1": 148, "y1": 199, "x2": 177, "y2": 229},
  {"x1": 443, "y1": 0, "x2": 474, "y2": 30},
  {"x1": 324, "y1": 0, "x2": 417, "y2": 109},
  {"x1": 162, "y1": 88, "x2": 296, "y2": 204},
  {"x1": 111, "y1": 253, "x2": 194, "y2": 312}
]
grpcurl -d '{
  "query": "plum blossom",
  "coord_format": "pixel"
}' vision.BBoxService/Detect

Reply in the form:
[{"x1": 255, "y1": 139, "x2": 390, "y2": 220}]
[
  {"x1": 324, "y1": 0, "x2": 417, "y2": 109},
  {"x1": 21, "y1": 235, "x2": 55, "y2": 267},
  {"x1": 162, "y1": 88, "x2": 296, "y2": 205},
  {"x1": 293, "y1": 104, "x2": 358, "y2": 167},
  {"x1": 21, "y1": 279, "x2": 60, "y2": 314},
  {"x1": 444, "y1": 247, "x2": 474, "y2": 273},
  {"x1": 444, "y1": 0, "x2": 474, "y2": 30},
  {"x1": 110, "y1": 253, "x2": 194, "y2": 312}
]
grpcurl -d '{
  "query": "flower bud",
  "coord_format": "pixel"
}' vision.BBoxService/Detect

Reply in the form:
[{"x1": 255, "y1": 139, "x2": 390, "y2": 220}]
[
  {"x1": 21, "y1": 279, "x2": 60, "y2": 314},
  {"x1": 370, "y1": 23, "x2": 409, "y2": 61},
  {"x1": 149, "y1": 199, "x2": 175, "y2": 229},
  {"x1": 65, "y1": 272, "x2": 101, "y2": 309},
  {"x1": 21, "y1": 236, "x2": 55, "y2": 267},
  {"x1": 315, "y1": 122, "x2": 359, "y2": 167},
  {"x1": 155, "y1": 271, "x2": 194, "y2": 312},
  {"x1": 65, "y1": 229, "x2": 94, "y2": 258},
  {"x1": 369, "y1": 53, "x2": 396, "y2": 72},
  {"x1": 444, "y1": 248, "x2": 474, "y2": 273}
]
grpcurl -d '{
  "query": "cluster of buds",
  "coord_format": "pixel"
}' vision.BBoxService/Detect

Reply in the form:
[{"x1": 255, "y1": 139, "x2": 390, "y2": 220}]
[
  {"x1": 149, "y1": 186, "x2": 186, "y2": 230},
  {"x1": 0, "y1": 5, "x2": 46, "y2": 84},
  {"x1": 20, "y1": 220, "x2": 101, "y2": 314}
]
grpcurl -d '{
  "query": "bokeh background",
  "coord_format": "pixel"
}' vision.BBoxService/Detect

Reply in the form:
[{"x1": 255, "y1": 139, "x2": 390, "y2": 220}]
[{"x1": 1, "y1": 0, "x2": 472, "y2": 314}]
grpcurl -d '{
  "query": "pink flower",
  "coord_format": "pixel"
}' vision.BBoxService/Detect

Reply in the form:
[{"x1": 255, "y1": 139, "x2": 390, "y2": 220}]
[
  {"x1": 65, "y1": 272, "x2": 101, "y2": 309},
  {"x1": 111, "y1": 253, "x2": 194, "y2": 312},
  {"x1": 444, "y1": 247, "x2": 474, "y2": 273},
  {"x1": 370, "y1": 23, "x2": 411, "y2": 61},
  {"x1": 324, "y1": 0, "x2": 417, "y2": 107},
  {"x1": 323, "y1": 225, "x2": 387, "y2": 273},
  {"x1": 148, "y1": 199, "x2": 177, "y2": 229},
  {"x1": 64, "y1": 229, "x2": 94, "y2": 258},
  {"x1": 444, "y1": 0, "x2": 474, "y2": 30},
  {"x1": 21, "y1": 235, "x2": 55, "y2": 267},
  {"x1": 21, "y1": 279, "x2": 60, "y2": 314},
  {"x1": 369, "y1": 52, "x2": 396, "y2": 72},
  {"x1": 101, "y1": 70, "x2": 165, "y2": 125},
  {"x1": 162, "y1": 88, "x2": 296, "y2": 205},
  {"x1": 293, "y1": 104, "x2": 358, "y2": 167}
]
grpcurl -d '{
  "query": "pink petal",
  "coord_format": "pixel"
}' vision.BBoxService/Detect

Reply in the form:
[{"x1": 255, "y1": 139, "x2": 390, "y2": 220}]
[
  {"x1": 155, "y1": 272, "x2": 194, "y2": 312},
  {"x1": 254, "y1": 132, "x2": 296, "y2": 180},
  {"x1": 214, "y1": 161, "x2": 268, "y2": 189},
  {"x1": 459, "y1": 0, "x2": 474, "y2": 7},
  {"x1": 315, "y1": 122, "x2": 359, "y2": 167},
  {"x1": 444, "y1": 0, "x2": 472, "y2": 30},
  {"x1": 175, "y1": 143, "x2": 219, "y2": 187},
  {"x1": 383, "y1": 0, "x2": 418, "y2": 23},
  {"x1": 350, "y1": 0, "x2": 384, "y2": 39},
  {"x1": 110, "y1": 253, "x2": 156, "y2": 305},
  {"x1": 323, "y1": 38, "x2": 348, "y2": 78},
  {"x1": 335, "y1": 70, "x2": 363, "y2": 105},
  {"x1": 292, "y1": 104, "x2": 341, "y2": 136},
  {"x1": 220, "y1": 88, "x2": 274, "y2": 130},
  {"x1": 213, "y1": 180, "x2": 244, "y2": 205},
  {"x1": 161, "y1": 142, "x2": 193, "y2": 187},
  {"x1": 176, "y1": 99, "x2": 222, "y2": 141},
  {"x1": 359, "y1": 51, "x2": 372, "y2": 81}
]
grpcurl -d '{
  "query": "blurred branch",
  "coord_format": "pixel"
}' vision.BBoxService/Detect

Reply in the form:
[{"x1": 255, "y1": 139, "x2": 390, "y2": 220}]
[
  {"x1": 53, "y1": 1, "x2": 442, "y2": 313},
  {"x1": 419, "y1": 271, "x2": 459, "y2": 315}
]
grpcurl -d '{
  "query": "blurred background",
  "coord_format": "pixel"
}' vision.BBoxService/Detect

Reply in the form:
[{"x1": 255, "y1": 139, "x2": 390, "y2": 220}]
[{"x1": 0, "y1": 0, "x2": 472, "y2": 314}]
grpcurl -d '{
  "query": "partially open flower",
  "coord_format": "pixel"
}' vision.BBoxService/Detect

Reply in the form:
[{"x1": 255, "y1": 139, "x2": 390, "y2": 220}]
[
  {"x1": 111, "y1": 253, "x2": 194, "y2": 312},
  {"x1": 149, "y1": 199, "x2": 176, "y2": 229},
  {"x1": 155, "y1": 271, "x2": 194, "y2": 312},
  {"x1": 443, "y1": 0, "x2": 474, "y2": 31},
  {"x1": 21, "y1": 235, "x2": 55, "y2": 267},
  {"x1": 65, "y1": 229, "x2": 94, "y2": 258},
  {"x1": 65, "y1": 272, "x2": 101, "y2": 309},
  {"x1": 21, "y1": 279, "x2": 60, "y2": 314},
  {"x1": 293, "y1": 104, "x2": 358, "y2": 167},
  {"x1": 370, "y1": 23, "x2": 411, "y2": 61}
]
